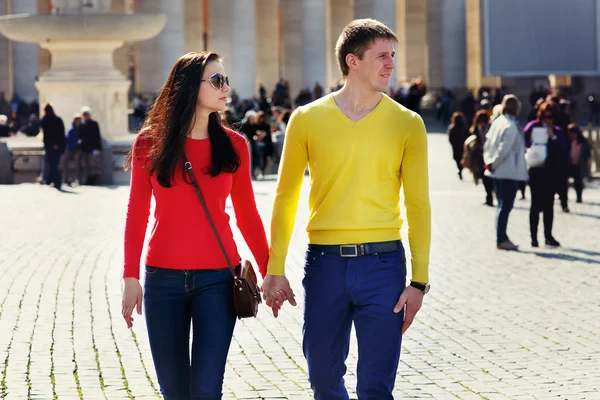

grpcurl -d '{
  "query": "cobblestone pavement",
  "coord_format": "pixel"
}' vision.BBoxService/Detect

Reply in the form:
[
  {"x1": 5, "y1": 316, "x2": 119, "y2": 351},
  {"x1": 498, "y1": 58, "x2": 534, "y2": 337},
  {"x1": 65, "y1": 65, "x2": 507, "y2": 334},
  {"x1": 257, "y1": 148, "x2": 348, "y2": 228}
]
[{"x1": 1, "y1": 133, "x2": 599, "y2": 400}]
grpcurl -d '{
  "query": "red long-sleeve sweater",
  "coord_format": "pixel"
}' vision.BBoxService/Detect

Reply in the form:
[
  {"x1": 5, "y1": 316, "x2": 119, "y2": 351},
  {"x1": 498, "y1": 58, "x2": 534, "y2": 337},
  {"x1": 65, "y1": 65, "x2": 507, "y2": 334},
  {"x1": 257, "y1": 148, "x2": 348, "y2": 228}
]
[{"x1": 123, "y1": 129, "x2": 269, "y2": 279}]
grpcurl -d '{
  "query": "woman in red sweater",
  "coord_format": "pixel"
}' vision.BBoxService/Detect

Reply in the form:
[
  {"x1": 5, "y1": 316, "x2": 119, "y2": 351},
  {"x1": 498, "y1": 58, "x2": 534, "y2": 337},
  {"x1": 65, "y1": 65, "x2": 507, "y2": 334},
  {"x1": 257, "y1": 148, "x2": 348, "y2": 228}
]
[{"x1": 121, "y1": 52, "x2": 269, "y2": 399}]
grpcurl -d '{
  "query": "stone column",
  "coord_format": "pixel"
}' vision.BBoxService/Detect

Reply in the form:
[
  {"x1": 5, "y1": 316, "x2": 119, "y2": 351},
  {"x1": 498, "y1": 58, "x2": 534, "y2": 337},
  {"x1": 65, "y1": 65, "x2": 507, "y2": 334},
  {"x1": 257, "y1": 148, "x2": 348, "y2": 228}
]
[
  {"x1": 441, "y1": 0, "x2": 466, "y2": 89},
  {"x1": 301, "y1": 0, "x2": 330, "y2": 93},
  {"x1": 208, "y1": 0, "x2": 266, "y2": 100},
  {"x1": 427, "y1": 0, "x2": 443, "y2": 89},
  {"x1": 36, "y1": 40, "x2": 132, "y2": 137},
  {"x1": 549, "y1": 75, "x2": 572, "y2": 91},
  {"x1": 466, "y1": 0, "x2": 498, "y2": 90},
  {"x1": 10, "y1": 0, "x2": 38, "y2": 101},
  {"x1": 37, "y1": 0, "x2": 51, "y2": 77},
  {"x1": 231, "y1": 0, "x2": 256, "y2": 99},
  {"x1": 280, "y1": 0, "x2": 303, "y2": 98},
  {"x1": 371, "y1": 0, "x2": 397, "y2": 36},
  {"x1": 112, "y1": 0, "x2": 126, "y2": 11},
  {"x1": 373, "y1": 0, "x2": 397, "y2": 89},
  {"x1": 352, "y1": 0, "x2": 399, "y2": 90},
  {"x1": 0, "y1": 0, "x2": 10, "y2": 99},
  {"x1": 135, "y1": 0, "x2": 185, "y2": 95},
  {"x1": 256, "y1": 0, "x2": 280, "y2": 96},
  {"x1": 184, "y1": 0, "x2": 203, "y2": 53},
  {"x1": 354, "y1": 0, "x2": 371, "y2": 18},
  {"x1": 112, "y1": 0, "x2": 131, "y2": 80},
  {"x1": 328, "y1": 0, "x2": 353, "y2": 88},
  {"x1": 398, "y1": 0, "x2": 428, "y2": 83},
  {"x1": 207, "y1": 0, "x2": 233, "y2": 80}
]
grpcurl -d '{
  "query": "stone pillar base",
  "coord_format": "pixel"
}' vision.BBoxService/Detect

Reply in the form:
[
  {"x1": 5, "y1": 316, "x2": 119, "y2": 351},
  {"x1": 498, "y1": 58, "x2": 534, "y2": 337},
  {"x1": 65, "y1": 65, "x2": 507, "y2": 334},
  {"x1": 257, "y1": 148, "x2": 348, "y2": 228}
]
[
  {"x1": 34, "y1": 39, "x2": 132, "y2": 137},
  {"x1": 36, "y1": 80, "x2": 131, "y2": 138}
]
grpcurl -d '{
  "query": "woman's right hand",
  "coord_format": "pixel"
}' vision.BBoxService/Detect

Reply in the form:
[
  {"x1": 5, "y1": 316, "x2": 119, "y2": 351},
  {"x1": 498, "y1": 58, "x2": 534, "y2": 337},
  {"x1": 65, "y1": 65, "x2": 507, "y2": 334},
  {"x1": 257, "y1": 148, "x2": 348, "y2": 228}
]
[{"x1": 122, "y1": 278, "x2": 143, "y2": 329}]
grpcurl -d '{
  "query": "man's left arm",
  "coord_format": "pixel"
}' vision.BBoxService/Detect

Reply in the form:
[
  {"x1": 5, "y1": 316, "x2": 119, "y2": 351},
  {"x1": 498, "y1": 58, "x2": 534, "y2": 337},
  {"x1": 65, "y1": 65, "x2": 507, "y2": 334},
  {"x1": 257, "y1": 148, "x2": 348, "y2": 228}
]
[
  {"x1": 402, "y1": 114, "x2": 431, "y2": 284},
  {"x1": 394, "y1": 114, "x2": 431, "y2": 334}
]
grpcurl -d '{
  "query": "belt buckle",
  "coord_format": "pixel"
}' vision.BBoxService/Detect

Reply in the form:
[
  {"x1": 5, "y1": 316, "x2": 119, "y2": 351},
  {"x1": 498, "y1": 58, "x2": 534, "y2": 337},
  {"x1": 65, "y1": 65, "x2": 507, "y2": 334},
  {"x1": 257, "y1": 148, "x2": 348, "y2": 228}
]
[{"x1": 340, "y1": 244, "x2": 358, "y2": 257}]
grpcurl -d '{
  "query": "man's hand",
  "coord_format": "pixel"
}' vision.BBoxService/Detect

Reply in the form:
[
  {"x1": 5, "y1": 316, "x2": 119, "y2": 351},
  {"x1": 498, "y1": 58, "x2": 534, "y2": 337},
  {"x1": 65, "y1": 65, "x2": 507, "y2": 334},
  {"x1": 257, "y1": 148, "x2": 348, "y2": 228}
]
[
  {"x1": 393, "y1": 285, "x2": 424, "y2": 334},
  {"x1": 261, "y1": 274, "x2": 297, "y2": 318}
]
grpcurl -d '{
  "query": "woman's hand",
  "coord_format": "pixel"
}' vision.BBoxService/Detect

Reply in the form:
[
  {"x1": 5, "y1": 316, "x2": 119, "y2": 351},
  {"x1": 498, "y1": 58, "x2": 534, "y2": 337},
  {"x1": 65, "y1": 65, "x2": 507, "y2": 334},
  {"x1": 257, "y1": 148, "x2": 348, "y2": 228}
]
[{"x1": 122, "y1": 278, "x2": 143, "y2": 329}]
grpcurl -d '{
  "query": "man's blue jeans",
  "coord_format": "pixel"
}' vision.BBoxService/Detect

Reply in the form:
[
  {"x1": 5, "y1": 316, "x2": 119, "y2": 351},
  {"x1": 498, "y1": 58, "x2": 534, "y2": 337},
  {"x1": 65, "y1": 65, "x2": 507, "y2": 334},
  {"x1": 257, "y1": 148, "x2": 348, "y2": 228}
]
[
  {"x1": 493, "y1": 178, "x2": 519, "y2": 245},
  {"x1": 302, "y1": 242, "x2": 407, "y2": 400},
  {"x1": 144, "y1": 266, "x2": 236, "y2": 400}
]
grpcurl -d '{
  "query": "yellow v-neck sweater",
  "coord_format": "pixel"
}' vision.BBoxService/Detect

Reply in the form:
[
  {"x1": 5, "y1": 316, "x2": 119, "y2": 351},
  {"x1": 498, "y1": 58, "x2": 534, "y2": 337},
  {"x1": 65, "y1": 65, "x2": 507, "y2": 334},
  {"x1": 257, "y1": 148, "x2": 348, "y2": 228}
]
[{"x1": 268, "y1": 94, "x2": 431, "y2": 283}]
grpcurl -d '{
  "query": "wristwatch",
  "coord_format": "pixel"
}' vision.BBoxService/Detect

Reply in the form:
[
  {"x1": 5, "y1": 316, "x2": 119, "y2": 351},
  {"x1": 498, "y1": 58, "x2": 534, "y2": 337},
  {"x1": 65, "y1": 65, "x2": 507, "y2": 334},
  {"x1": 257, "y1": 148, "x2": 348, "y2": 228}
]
[{"x1": 410, "y1": 281, "x2": 430, "y2": 294}]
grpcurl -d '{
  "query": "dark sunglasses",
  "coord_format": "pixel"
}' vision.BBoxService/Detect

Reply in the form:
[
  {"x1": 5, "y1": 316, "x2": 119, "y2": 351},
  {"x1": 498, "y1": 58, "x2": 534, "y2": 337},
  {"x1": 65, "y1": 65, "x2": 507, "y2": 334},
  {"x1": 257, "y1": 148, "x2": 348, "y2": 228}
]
[
  {"x1": 543, "y1": 113, "x2": 553, "y2": 119},
  {"x1": 201, "y1": 73, "x2": 229, "y2": 90}
]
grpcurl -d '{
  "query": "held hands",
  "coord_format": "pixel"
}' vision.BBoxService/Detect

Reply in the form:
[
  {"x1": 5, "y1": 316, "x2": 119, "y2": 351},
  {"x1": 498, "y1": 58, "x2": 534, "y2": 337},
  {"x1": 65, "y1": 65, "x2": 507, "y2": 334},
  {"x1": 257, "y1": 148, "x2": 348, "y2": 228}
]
[
  {"x1": 260, "y1": 274, "x2": 297, "y2": 318},
  {"x1": 122, "y1": 278, "x2": 142, "y2": 329}
]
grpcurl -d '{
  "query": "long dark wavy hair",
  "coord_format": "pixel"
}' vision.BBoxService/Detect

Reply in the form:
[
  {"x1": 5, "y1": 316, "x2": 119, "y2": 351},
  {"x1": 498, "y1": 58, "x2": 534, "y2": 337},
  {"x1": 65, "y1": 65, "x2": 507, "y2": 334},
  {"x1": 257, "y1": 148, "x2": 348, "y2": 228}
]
[{"x1": 125, "y1": 52, "x2": 240, "y2": 187}]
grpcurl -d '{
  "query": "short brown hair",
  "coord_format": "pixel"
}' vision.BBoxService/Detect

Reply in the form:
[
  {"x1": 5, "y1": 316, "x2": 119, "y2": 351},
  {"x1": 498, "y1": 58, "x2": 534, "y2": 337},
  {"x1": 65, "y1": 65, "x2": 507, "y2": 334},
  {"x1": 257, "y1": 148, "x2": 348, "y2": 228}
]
[
  {"x1": 335, "y1": 19, "x2": 398, "y2": 77},
  {"x1": 501, "y1": 95, "x2": 521, "y2": 116}
]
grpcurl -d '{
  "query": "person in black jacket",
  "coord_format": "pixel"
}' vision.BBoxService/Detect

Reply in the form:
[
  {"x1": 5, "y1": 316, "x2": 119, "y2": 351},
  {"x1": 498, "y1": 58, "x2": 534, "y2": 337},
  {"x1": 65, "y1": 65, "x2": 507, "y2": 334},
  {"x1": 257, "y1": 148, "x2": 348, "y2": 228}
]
[
  {"x1": 0, "y1": 115, "x2": 9, "y2": 137},
  {"x1": 447, "y1": 112, "x2": 468, "y2": 180},
  {"x1": 254, "y1": 111, "x2": 274, "y2": 175},
  {"x1": 40, "y1": 103, "x2": 66, "y2": 190},
  {"x1": 239, "y1": 110, "x2": 259, "y2": 178},
  {"x1": 19, "y1": 114, "x2": 40, "y2": 137},
  {"x1": 78, "y1": 107, "x2": 103, "y2": 185},
  {"x1": 567, "y1": 124, "x2": 592, "y2": 203}
]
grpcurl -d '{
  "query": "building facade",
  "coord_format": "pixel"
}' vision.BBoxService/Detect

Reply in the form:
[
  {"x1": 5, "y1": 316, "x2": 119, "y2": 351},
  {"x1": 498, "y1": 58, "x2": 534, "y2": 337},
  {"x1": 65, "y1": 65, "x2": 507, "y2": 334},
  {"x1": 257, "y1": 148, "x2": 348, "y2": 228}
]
[{"x1": 1, "y1": 0, "x2": 599, "y2": 105}]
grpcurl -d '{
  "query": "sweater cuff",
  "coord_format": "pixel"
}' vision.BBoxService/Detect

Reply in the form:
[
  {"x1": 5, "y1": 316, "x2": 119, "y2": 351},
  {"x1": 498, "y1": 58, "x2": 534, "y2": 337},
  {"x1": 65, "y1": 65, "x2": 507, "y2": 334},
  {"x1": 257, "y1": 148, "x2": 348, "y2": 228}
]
[
  {"x1": 410, "y1": 260, "x2": 429, "y2": 284},
  {"x1": 266, "y1": 254, "x2": 286, "y2": 276},
  {"x1": 123, "y1": 265, "x2": 140, "y2": 280}
]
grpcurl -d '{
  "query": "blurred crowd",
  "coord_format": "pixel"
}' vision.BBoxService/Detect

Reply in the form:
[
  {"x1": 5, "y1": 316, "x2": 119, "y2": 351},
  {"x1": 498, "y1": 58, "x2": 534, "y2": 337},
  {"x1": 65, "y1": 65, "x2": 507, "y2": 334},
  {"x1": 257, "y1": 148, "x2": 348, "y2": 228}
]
[{"x1": 447, "y1": 93, "x2": 593, "y2": 250}]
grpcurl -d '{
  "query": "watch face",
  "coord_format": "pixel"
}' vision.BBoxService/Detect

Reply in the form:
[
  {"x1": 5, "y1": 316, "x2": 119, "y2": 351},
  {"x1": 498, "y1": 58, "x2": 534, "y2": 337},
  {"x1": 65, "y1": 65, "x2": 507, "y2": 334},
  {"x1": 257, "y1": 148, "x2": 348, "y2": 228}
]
[{"x1": 423, "y1": 284, "x2": 430, "y2": 294}]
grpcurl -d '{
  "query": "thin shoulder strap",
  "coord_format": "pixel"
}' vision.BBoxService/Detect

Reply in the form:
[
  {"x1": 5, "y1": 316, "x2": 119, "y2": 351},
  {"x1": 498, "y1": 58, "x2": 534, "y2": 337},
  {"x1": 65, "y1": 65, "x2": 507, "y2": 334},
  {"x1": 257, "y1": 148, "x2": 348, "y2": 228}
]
[{"x1": 182, "y1": 154, "x2": 238, "y2": 279}]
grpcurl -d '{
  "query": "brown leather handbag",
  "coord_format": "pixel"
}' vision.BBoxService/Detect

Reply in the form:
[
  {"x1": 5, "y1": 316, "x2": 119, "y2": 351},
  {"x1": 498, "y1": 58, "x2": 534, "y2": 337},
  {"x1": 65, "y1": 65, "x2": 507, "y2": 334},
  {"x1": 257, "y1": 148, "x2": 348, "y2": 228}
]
[{"x1": 183, "y1": 155, "x2": 262, "y2": 319}]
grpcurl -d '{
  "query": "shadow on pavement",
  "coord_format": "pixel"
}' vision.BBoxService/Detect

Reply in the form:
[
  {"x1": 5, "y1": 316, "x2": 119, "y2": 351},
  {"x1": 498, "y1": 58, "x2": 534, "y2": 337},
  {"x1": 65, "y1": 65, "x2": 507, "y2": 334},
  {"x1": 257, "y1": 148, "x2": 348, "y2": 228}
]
[{"x1": 519, "y1": 251, "x2": 600, "y2": 264}]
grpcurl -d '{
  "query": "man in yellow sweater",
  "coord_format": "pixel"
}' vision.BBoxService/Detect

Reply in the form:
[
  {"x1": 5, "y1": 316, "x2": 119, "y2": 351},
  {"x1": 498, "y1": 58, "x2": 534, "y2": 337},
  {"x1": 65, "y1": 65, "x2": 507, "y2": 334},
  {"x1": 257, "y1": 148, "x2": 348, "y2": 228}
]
[{"x1": 262, "y1": 19, "x2": 431, "y2": 399}]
